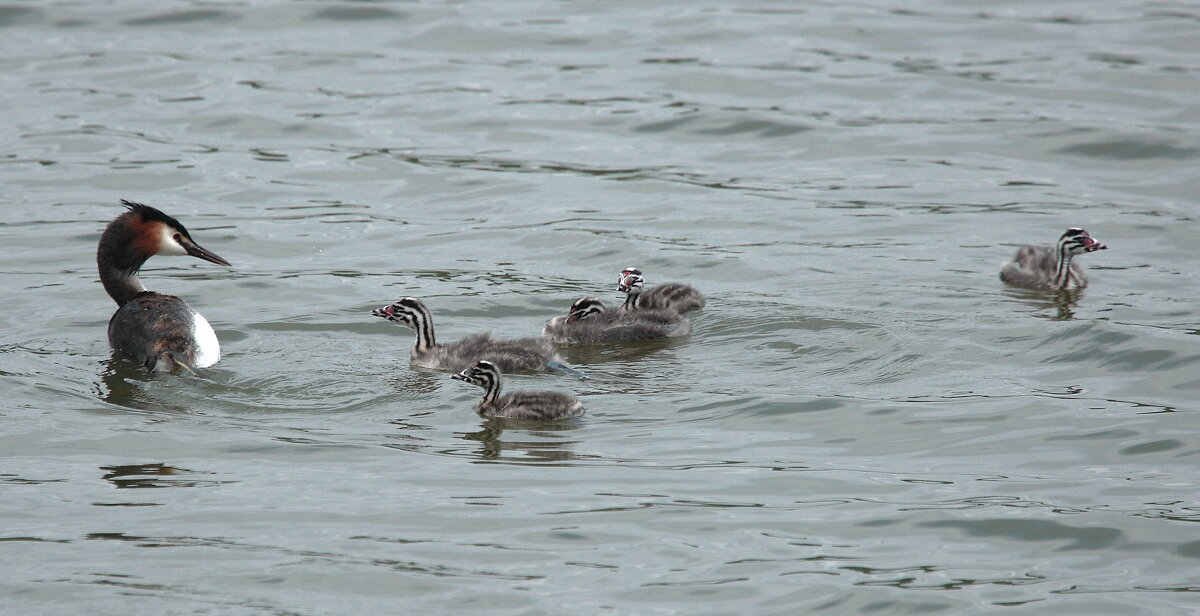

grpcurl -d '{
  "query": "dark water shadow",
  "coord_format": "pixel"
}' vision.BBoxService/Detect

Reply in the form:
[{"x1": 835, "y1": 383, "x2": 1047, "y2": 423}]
[
  {"x1": 1055, "y1": 138, "x2": 1200, "y2": 161},
  {"x1": 1002, "y1": 287, "x2": 1083, "y2": 321},
  {"x1": 95, "y1": 357, "x2": 191, "y2": 413},
  {"x1": 309, "y1": 6, "x2": 405, "y2": 22},
  {"x1": 123, "y1": 9, "x2": 235, "y2": 27},
  {"x1": 460, "y1": 417, "x2": 582, "y2": 463},
  {"x1": 920, "y1": 517, "x2": 1123, "y2": 551},
  {"x1": 555, "y1": 336, "x2": 686, "y2": 366},
  {"x1": 100, "y1": 463, "x2": 228, "y2": 489}
]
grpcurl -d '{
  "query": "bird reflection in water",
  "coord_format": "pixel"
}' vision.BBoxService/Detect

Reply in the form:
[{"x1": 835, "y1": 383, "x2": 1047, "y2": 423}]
[
  {"x1": 1050, "y1": 289, "x2": 1083, "y2": 321},
  {"x1": 461, "y1": 418, "x2": 583, "y2": 463},
  {"x1": 1003, "y1": 287, "x2": 1085, "y2": 321},
  {"x1": 100, "y1": 463, "x2": 223, "y2": 489},
  {"x1": 95, "y1": 358, "x2": 192, "y2": 413}
]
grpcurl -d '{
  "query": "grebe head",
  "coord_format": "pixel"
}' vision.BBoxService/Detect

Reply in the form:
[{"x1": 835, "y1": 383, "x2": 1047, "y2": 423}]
[
  {"x1": 116, "y1": 200, "x2": 231, "y2": 266},
  {"x1": 370, "y1": 297, "x2": 425, "y2": 329},
  {"x1": 618, "y1": 271, "x2": 645, "y2": 294},
  {"x1": 98, "y1": 200, "x2": 230, "y2": 307},
  {"x1": 566, "y1": 296, "x2": 606, "y2": 323},
  {"x1": 451, "y1": 359, "x2": 501, "y2": 389},
  {"x1": 1058, "y1": 228, "x2": 1107, "y2": 256},
  {"x1": 618, "y1": 267, "x2": 642, "y2": 287}
]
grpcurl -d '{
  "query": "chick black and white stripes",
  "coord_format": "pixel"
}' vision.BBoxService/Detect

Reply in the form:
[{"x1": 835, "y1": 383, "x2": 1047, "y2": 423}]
[
  {"x1": 372, "y1": 297, "x2": 564, "y2": 372},
  {"x1": 543, "y1": 296, "x2": 690, "y2": 343},
  {"x1": 617, "y1": 267, "x2": 706, "y2": 314},
  {"x1": 452, "y1": 360, "x2": 584, "y2": 420},
  {"x1": 1000, "y1": 228, "x2": 1107, "y2": 291}
]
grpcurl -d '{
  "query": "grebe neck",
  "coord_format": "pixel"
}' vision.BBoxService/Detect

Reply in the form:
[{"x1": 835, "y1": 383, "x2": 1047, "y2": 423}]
[
  {"x1": 480, "y1": 372, "x2": 501, "y2": 406},
  {"x1": 97, "y1": 224, "x2": 148, "y2": 306},
  {"x1": 409, "y1": 302, "x2": 438, "y2": 354},
  {"x1": 1053, "y1": 241, "x2": 1076, "y2": 289}
]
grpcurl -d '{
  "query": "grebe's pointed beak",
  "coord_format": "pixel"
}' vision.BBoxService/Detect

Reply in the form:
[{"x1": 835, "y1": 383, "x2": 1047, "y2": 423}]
[
  {"x1": 183, "y1": 240, "x2": 231, "y2": 266},
  {"x1": 451, "y1": 370, "x2": 470, "y2": 382},
  {"x1": 1082, "y1": 236, "x2": 1107, "y2": 252}
]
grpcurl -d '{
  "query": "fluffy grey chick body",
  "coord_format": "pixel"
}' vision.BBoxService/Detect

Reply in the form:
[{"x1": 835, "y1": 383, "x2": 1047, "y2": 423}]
[
  {"x1": 452, "y1": 360, "x2": 584, "y2": 420},
  {"x1": 373, "y1": 297, "x2": 562, "y2": 372},
  {"x1": 618, "y1": 267, "x2": 705, "y2": 313},
  {"x1": 1000, "y1": 228, "x2": 1107, "y2": 290},
  {"x1": 544, "y1": 296, "x2": 690, "y2": 344}
]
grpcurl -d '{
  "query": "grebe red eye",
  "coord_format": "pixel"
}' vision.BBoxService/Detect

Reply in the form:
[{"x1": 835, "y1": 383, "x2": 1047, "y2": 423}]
[{"x1": 173, "y1": 233, "x2": 182, "y2": 242}]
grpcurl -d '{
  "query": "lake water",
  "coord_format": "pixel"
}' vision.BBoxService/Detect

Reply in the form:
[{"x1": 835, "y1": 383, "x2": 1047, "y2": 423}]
[{"x1": 2, "y1": 1, "x2": 1198, "y2": 614}]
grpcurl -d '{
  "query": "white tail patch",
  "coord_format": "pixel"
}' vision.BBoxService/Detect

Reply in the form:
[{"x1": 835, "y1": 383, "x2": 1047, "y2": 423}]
[{"x1": 190, "y1": 310, "x2": 221, "y2": 367}]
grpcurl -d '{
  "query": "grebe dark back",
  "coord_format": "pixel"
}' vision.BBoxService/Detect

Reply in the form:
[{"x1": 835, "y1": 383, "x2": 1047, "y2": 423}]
[{"x1": 99, "y1": 200, "x2": 231, "y2": 372}]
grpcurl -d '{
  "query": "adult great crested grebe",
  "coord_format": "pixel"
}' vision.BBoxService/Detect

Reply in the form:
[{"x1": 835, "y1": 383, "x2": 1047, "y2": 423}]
[{"x1": 98, "y1": 200, "x2": 231, "y2": 372}]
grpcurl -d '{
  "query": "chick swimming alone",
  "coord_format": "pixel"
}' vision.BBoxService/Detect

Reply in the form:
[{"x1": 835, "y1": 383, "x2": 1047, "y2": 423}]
[{"x1": 1000, "y1": 228, "x2": 1107, "y2": 291}]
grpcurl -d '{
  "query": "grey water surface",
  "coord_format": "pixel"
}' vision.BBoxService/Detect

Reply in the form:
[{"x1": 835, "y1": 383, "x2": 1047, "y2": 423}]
[{"x1": 2, "y1": 1, "x2": 1198, "y2": 614}]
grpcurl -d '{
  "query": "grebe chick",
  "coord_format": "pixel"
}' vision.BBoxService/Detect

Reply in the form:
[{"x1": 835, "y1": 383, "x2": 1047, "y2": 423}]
[
  {"x1": 618, "y1": 267, "x2": 705, "y2": 313},
  {"x1": 372, "y1": 297, "x2": 564, "y2": 372},
  {"x1": 98, "y1": 200, "x2": 231, "y2": 372},
  {"x1": 452, "y1": 360, "x2": 583, "y2": 420},
  {"x1": 543, "y1": 296, "x2": 690, "y2": 344},
  {"x1": 1000, "y1": 228, "x2": 1107, "y2": 291}
]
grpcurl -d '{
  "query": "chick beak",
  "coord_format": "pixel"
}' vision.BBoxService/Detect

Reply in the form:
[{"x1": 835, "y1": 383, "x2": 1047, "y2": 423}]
[{"x1": 1082, "y1": 237, "x2": 1107, "y2": 252}]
